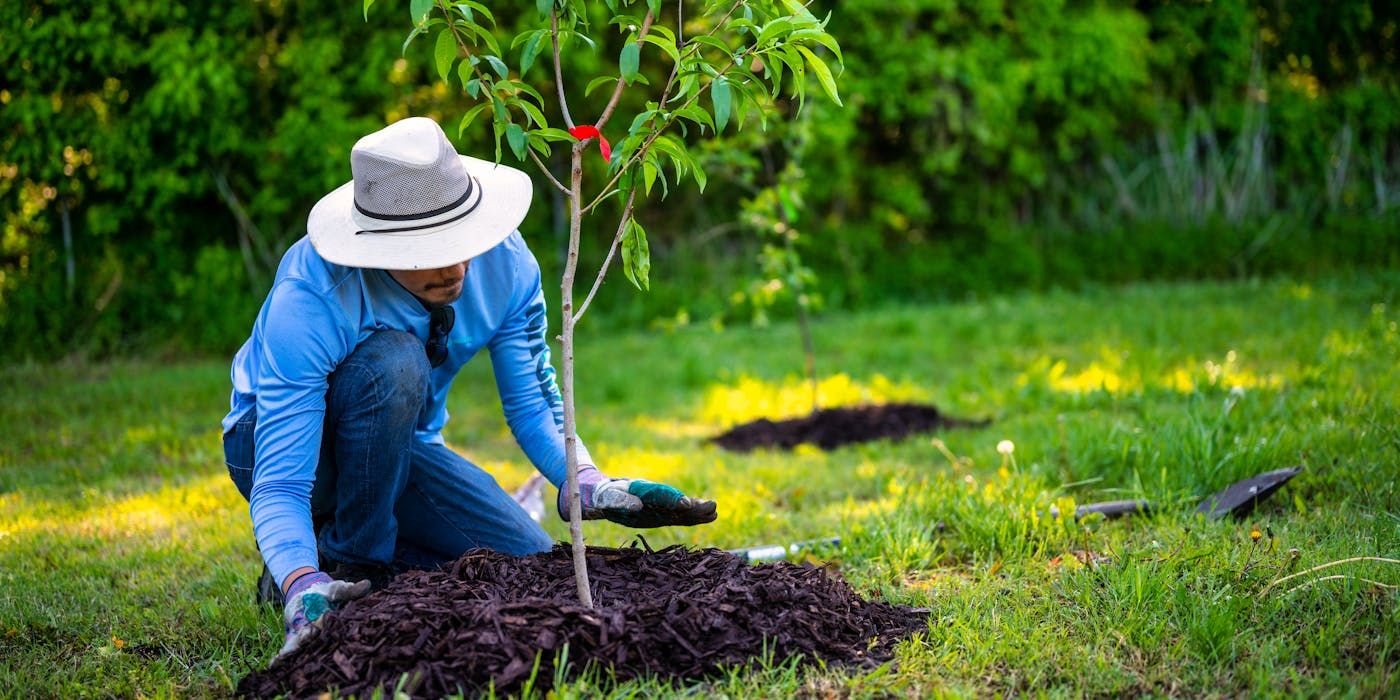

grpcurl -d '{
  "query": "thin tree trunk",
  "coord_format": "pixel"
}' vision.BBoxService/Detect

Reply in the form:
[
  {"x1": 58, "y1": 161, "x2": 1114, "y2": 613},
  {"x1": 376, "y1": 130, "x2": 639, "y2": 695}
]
[
  {"x1": 795, "y1": 297, "x2": 818, "y2": 414},
  {"x1": 60, "y1": 201, "x2": 75, "y2": 300},
  {"x1": 560, "y1": 143, "x2": 594, "y2": 608},
  {"x1": 775, "y1": 196, "x2": 818, "y2": 414}
]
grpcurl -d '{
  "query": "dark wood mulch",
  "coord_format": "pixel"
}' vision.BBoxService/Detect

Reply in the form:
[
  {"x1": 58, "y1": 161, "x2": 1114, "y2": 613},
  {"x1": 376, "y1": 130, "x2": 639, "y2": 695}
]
[
  {"x1": 709, "y1": 402, "x2": 990, "y2": 453},
  {"x1": 238, "y1": 544, "x2": 928, "y2": 699}
]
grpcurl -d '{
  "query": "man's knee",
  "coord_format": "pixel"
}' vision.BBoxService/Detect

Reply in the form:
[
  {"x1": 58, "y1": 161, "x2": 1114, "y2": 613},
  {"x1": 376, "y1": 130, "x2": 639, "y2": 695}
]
[
  {"x1": 517, "y1": 523, "x2": 554, "y2": 555},
  {"x1": 335, "y1": 330, "x2": 431, "y2": 417}
]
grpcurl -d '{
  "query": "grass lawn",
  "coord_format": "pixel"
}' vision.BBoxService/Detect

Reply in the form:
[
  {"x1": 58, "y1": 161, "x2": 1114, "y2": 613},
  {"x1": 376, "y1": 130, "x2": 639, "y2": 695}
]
[{"x1": 2, "y1": 272, "x2": 1398, "y2": 697}]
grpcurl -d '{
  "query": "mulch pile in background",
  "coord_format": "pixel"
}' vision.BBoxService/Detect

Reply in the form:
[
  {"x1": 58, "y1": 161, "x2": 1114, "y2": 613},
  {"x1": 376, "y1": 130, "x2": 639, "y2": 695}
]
[
  {"x1": 710, "y1": 403, "x2": 989, "y2": 452},
  {"x1": 238, "y1": 545, "x2": 928, "y2": 698}
]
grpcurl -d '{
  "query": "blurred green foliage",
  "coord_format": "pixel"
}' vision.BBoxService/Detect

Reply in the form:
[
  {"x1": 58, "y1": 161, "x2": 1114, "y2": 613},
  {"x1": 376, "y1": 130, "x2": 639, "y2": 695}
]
[{"x1": 1, "y1": 0, "x2": 1398, "y2": 359}]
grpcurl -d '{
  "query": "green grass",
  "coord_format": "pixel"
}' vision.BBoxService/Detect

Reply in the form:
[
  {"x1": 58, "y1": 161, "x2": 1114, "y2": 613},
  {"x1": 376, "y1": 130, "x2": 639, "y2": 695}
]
[{"x1": 2, "y1": 272, "x2": 1398, "y2": 697}]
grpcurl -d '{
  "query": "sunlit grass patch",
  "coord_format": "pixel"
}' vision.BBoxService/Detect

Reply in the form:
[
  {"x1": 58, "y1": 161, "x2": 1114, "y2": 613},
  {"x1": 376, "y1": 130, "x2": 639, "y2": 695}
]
[
  {"x1": 1016, "y1": 348, "x2": 1285, "y2": 396},
  {"x1": 696, "y1": 372, "x2": 927, "y2": 426},
  {"x1": 2, "y1": 473, "x2": 237, "y2": 541}
]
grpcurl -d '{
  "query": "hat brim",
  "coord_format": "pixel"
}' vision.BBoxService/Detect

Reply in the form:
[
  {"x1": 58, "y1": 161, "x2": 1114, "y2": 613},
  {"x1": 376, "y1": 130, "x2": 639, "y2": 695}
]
[{"x1": 308, "y1": 155, "x2": 533, "y2": 270}]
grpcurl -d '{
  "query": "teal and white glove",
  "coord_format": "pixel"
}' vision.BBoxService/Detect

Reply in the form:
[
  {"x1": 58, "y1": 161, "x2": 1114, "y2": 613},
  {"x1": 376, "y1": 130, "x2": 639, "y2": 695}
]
[
  {"x1": 274, "y1": 572, "x2": 371, "y2": 661},
  {"x1": 560, "y1": 467, "x2": 718, "y2": 528}
]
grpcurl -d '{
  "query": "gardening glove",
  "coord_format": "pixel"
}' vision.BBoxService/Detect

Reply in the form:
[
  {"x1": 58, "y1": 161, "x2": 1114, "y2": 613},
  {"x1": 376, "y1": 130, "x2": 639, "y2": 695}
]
[
  {"x1": 559, "y1": 466, "x2": 718, "y2": 528},
  {"x1": 274, "y1": 572, "x2": 371, "y2": 662}
]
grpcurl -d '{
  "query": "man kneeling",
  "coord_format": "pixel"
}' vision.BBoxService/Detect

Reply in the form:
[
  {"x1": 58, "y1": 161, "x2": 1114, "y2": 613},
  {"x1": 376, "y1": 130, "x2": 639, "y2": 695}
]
[{"x1": 220, "y1": 117, "x2": 715, "y2": 657}]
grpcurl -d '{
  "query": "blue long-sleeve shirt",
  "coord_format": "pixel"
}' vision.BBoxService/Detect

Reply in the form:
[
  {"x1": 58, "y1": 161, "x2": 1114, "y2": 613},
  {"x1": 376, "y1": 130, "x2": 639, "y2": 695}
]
[{"x1": 222, "y1": 231, "x2": 591, "y2": 587}]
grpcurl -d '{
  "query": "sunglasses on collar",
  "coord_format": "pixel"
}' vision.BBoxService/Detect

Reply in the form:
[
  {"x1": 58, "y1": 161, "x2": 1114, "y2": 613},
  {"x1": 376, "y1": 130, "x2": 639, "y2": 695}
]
[{"x1": 426, "y1": 305, "x2": 455, "y2": 368}]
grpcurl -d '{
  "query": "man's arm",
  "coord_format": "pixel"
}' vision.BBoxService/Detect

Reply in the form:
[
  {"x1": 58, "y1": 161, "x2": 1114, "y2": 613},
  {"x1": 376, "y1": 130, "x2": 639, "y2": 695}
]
[
  {"x1": 486, "y1": 245, "x2": 592, "y2": 488},
  {"x1": 249, "y1": 279, "x2": 350, "y2": 589},
  {"x1": 487, "y1": 239, "x2": 716, "y2": 528}
]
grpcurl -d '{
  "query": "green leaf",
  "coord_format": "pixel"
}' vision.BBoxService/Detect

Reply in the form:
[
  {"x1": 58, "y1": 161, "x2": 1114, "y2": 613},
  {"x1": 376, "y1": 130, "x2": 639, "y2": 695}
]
[
  {"x1": 585, "y1": 75, "x2": 618, "y2": 97},
  {"x1": 484, "y1": 54, "x2": 509, "y2": 79},
  {"x1": 536, "y1": 0, "x2": 552, "y2": 17},
  {"x1": 761, "y1": 54, "x2": 784, "y2": 97},
  {"x1": 642, "y1": 160, "x2": 658, "y2": 196},
  {"x1": 517, "y1": 99, "x2": 548, "y2": 128},
  {"x1": 410, "y1": 0, "x2": 435, "y2": 25},
  {"x1": 363, "y1": 0, "x2": 375, "y2": 21},
  {"x1": 570, "y1": 30, "x2": 597, "y2": 51},
  {"x1": 730, "y1": 17, "x2": 757, "y2": 35},
  {"x1": 503, "y1": 79, "x2": 546, "y2": 105},
  {"x1": 434, "y1": 31, "x2": 457, "y2": 83},
  {"x1": 711, "y1": 77, "x2": 731, "y2": 132},
  {"x1": 642, "y1": 34, "x2": 679, "y2": 63},
  {"x1": 458, "y1": 62, "x2": 474, "y2": 92},
  {"x1": 464, "y1": 1, "x2": 494, "y2": 26},
  {"x1": 674, "y1": 104, "x2": 714, "y2": 133},
  {"x1": 650, "y1": 134, "x2": 685, "y2": 164},
  {"x1": 790, "y1": 28, "x2": 843, "y2": 64},
  {"x1": 778, "y1": 44, "x2": 805, "y2": 81},
  {"x1": 465, "y1": 76, "x2": 483, "y2": 98},
  {"x1": 506, "y1": 123, "x2": 527, "y2": 160},
  {"x1": 401, "y1": 25, "x2": 426, "y2": 55},
  {"x1": 457, "y1": 103, "x2": 492, "y2": 137},
  {"x1": 674, "y1": 74, "x2": 699, "y2": 102},
  {"x1": 532, "y1": 127, "x2": 575, "y2": 142},
  {"x1": 520, "y1": 31, "x2": 544, "y2": 75},
  {"x1": 526, "y1": 132, "x2": 552, "y2": 157},
  {"x1": 466, "y1": 23, "x2": 502, "y2": 55},
  {"x1": 687, "y1": 35, "x2": 732, "y2": 57},
  {"x1": 607, "y1": 14, "x2": 644, "y2": 29},
  {"x1": 619, "y1": 43, "x2": 640, "y2": 84},
  {"x1": 795, "y1": 44, "x2": 841, "y2": 106},
  {"x1": 627, "y1": 109, "x2": 658, "y2": 137},
  {"x1": 621, "y1": 217, "x2": 650, "y2": 291},
  {"x1": 648, "y1": 24, "x2": 676, "y2": 46},
  {"x1": 728, "y1": 79, "x2": 764, "y2": 129},
  {"x1": 755, "y1": 18, "x2": 793, "y2": 47}
]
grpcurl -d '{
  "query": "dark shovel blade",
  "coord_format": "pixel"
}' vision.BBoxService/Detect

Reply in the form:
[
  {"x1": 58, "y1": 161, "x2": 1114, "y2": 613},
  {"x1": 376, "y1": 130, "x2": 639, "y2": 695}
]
[
  {"x1": 1076, "y1": 499, "x2": 1153, "y2": 520},
  {"x1": 1047, "y1": 499, "x2": 1153, "y2": 520},
  {"x1": 1196, "y1": 466, "x2": 1302, "y2": 519}
]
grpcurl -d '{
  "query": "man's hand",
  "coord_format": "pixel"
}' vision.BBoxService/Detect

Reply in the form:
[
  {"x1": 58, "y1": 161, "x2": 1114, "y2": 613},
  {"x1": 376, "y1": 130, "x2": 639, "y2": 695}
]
[
  {"x1": 560, "y1": 468, "x2": 718, "y2": 528},
  {"x1": 274, "y1": 572, "x2": 371, "y2": 662}
]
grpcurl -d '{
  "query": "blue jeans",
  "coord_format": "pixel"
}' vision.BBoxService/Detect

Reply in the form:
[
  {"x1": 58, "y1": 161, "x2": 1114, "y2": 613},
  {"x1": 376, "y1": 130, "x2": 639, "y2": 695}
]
[{"x1": 223, "y1": 330, "x2": 553, "y2": 573}]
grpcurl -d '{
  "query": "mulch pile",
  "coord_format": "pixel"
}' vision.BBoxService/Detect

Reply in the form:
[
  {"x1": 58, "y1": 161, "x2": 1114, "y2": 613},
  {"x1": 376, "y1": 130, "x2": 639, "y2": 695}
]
[
  {"x1": 710, "y1": 402, "x2": 989, "y2": 452},
  {"x1": 238, "y1": 544, "x2": 928, "y2": 698}
]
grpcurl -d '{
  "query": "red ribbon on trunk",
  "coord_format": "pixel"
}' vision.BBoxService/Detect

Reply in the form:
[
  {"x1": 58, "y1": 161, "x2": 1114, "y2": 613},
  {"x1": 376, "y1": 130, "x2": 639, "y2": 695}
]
[{"x1": 568, "y1": 125, "x2": 611, "y2": 162}]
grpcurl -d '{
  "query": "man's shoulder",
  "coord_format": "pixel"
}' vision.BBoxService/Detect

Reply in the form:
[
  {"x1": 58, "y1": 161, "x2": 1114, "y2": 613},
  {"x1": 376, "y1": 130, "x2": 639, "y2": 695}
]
[
  {"x1": 482, "y1": 230, "x2": 532, "y2": 267},
  {"x1": 274, "y1": 236, "x2": 359, "y2": 295},
  {"x1": 473, "y1": 230, "x2": 541, "y2": 286}
]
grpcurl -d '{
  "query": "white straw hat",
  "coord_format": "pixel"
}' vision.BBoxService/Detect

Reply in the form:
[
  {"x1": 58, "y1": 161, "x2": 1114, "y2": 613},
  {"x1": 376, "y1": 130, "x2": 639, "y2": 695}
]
[{"x1": 308, "y1": 116, "x2": 533, "y2": 270}]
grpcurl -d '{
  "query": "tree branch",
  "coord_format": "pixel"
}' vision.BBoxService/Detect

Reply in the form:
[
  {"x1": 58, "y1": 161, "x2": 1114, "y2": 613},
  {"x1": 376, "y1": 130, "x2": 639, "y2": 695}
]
[
  {"x1": 594, "y1": 10, "x2": 655, "y2": 132},
  {"x1": 528, "y1": 149, "x2": 570, "y2": 194},
  {"x1": 573, "y1": 188, "x2": 638, "y2": 325},
  {"x1": 552, "y1": 10, "x2": 576, "y2": 130}
]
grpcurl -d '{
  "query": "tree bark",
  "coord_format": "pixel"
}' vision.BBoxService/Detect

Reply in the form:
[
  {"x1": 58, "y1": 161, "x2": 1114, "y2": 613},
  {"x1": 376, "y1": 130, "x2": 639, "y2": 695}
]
[
  {"x1": 560, "y1": 142, "x2": 593, "y2": 608},
  {"x1": 60, "y1": 201, "x2": 74, "y2": 300},
  {"x1": 795, "y1": 295, "x2": 818, "y2": 414}
]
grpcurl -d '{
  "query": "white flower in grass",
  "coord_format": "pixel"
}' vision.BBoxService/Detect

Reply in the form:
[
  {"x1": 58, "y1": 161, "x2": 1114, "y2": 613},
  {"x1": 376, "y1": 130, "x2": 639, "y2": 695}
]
[
  {"x1": 996, "y1": 439, "x2": 1015, "y2": 456},
  {"x1": 1229, "y1": 385, "x2": 1246, "y2": 399}
]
